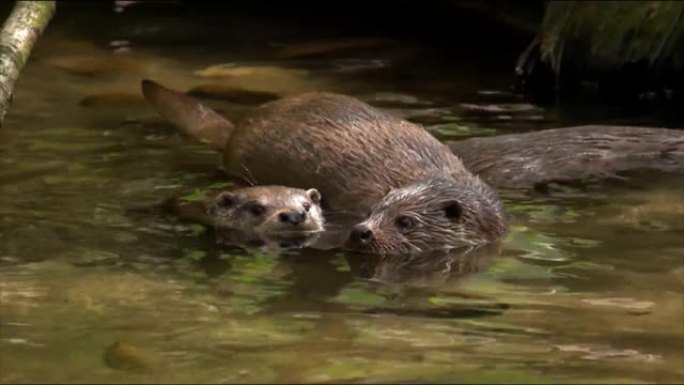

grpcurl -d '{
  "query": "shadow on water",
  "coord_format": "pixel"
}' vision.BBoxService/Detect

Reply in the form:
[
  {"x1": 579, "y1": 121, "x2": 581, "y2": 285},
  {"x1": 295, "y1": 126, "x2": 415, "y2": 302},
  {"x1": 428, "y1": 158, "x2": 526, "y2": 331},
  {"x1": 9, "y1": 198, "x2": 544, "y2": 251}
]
[{"x1": 0, "y1": 1, "x2": 683, "y2": 384}]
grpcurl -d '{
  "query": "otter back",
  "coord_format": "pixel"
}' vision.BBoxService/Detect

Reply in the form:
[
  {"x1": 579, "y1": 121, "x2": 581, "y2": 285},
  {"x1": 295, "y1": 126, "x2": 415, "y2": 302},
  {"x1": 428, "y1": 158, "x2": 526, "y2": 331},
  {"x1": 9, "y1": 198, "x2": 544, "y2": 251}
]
[
  {"x1": 449, "y1": 125, "x2": 684, "y2": 189},
  {"x1": 222, "y1": 92, "x2": 471, "y2": 212}
]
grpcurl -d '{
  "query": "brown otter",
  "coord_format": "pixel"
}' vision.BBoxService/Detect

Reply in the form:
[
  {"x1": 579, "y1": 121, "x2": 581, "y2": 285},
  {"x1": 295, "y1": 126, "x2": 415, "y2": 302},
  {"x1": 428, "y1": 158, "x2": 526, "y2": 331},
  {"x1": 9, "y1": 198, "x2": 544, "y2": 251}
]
[
  {"x1": 208, "y1": 185, "x2": 324, "y2": 235},
  {"x1": 448, "y1": 125, "x2": 684, "y2": 189},
  {"x1": 130, "y1": 180, "x2": 326, "y2": 252},
  {"x1": 344, "y1": 176, "x2": 504, "y2": 254},
  {"x1": 140, "y1": 80, "x2": 684, "y2": 255},
  {"x1": 141, "y1": 79, "x2": 506, "y2": 255}
]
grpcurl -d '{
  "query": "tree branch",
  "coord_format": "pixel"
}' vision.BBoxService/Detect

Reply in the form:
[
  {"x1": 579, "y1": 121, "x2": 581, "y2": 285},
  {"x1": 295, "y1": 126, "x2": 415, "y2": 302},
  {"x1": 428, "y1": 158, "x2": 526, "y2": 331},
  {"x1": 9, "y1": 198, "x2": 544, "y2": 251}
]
[{"x1": 0, "y1": 1, "x2": 56, "y2": 126}]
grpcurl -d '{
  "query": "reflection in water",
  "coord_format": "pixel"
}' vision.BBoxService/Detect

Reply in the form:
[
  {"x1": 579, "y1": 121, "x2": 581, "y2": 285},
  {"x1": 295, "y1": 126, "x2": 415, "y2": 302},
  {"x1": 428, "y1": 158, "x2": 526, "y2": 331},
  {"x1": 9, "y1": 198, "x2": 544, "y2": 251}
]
[
  {"x1": 214, "y1": 227, "x2": 326, "y2": 255},
  {"x1": 344, "y1": 243, "x2": 500, "y2": 287},
  {"x1": 343, "y1": 244, "x2": 510, "y2": 320}
]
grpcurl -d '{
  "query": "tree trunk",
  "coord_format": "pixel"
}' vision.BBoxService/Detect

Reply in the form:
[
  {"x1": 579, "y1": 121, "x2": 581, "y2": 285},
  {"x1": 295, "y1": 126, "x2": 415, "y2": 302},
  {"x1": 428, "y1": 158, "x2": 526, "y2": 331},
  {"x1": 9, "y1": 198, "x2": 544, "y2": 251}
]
[{"x1": 0, "y1": 1, "x2": 56, "y2": 127}]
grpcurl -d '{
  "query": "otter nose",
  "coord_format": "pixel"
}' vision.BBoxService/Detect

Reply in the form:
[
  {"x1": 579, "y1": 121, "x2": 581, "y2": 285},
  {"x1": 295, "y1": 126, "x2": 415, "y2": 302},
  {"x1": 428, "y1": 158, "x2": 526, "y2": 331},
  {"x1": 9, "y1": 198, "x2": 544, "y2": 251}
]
[
  {"x1": 279, "y1": 211, "x2": 306, "y2": 225},
  {"x1": 349, "y1": 224, "x2": 374, "y2": 245}
]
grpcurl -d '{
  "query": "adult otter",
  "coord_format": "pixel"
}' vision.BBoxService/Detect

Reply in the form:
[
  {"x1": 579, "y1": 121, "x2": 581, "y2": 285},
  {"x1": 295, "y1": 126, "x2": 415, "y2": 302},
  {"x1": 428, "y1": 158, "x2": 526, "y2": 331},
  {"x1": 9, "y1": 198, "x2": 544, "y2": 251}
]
[
  {"x1": 142, "y1": 79, "x2": 683, "y2": 254},
  {"x1": 141, "y1": 80, "x2": 506, "y2": 255}
]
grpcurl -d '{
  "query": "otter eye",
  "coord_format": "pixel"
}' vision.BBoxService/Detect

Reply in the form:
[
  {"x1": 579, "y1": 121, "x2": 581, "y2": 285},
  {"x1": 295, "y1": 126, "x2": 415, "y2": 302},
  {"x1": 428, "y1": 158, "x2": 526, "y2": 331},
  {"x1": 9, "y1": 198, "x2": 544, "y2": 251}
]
[
  {"x1": 247, "y1": 203, "x2": 266, "y2": 216},
  {"x1": 395, "y1": 215, "x2": 414, "y2": 232},
  {"x1": 303, "y1": 202, "x2": 311, "y2": 212}
]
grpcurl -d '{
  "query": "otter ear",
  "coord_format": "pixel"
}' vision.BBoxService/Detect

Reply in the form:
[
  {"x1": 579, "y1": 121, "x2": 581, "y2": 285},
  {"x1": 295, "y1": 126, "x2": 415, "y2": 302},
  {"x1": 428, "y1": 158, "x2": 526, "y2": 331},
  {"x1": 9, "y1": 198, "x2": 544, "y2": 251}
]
[
  {"x1": 443, "y1": 200, "x2": 462, "y2": 220},
  {"x1": 216, "y1": 192, "x2": 239, "y2": 209},
  {"x1": 306, "y1": 188, "x2": 322, "y2": 204}
]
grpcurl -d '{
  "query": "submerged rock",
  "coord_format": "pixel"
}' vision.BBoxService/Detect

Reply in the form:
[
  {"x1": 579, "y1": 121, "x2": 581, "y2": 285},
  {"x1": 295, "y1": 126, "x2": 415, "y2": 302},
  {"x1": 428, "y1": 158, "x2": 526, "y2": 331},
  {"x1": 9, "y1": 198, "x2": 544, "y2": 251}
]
[
  {"x1": 273, "y1": 38, "x2": 396, "y2": 59},
  {"x1": 66, "y1": 248, "x2": 120, "y2": 267},
  {"x1": 46, "y1": 54, "x2": 142, "y2": 77},
  {"x1": 190, "y1": 64, "x2": 325, "y2": 94},
  {"x1": 193, "y1": 64, "x2": 309, "y2": 79},
  {"x1": 79, "y1": 92, "x2": 145, "y2": 108},
  {"x1": 103, "y1": 340, "x2": 154, "y2": 373}
]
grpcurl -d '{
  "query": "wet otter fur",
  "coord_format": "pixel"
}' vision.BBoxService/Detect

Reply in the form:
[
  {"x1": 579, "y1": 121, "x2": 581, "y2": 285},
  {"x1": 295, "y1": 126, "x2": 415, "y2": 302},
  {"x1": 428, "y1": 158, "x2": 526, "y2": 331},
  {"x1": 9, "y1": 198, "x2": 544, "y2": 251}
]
[
  {"x1": 141, "y1": 79, "x2": 506, "y2": 254},
  {"x1": 209, "y1": 185, "x2": 324, "y2": 235},
  {"x1": 449, "y1": 125, "x2": 684, "y2": 189},
  {"x1": 346, "y1": 177, "x2": 504, "y2": 254},
  {"x1": 141, "y1": 79, "x2": 683, "y2": 255}
]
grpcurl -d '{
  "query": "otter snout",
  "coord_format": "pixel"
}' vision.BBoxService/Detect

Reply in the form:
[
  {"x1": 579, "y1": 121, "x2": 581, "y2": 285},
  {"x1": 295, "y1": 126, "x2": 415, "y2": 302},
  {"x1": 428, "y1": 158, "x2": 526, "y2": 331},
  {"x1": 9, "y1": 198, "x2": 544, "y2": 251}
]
[
  {"x1": 279, "y1": 210, "x2": 306, "y2": 225},
  {"x1": 348, "y1": 224, "x2": 374, "y2": 246}
]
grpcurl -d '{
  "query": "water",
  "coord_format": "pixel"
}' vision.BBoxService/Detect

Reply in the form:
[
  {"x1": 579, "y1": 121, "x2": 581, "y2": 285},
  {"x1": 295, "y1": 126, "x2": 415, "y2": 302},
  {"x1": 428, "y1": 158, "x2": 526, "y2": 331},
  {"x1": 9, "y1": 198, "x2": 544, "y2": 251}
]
[{"x1": 1, "y1": 3, "x2": 683, "y2": 384}]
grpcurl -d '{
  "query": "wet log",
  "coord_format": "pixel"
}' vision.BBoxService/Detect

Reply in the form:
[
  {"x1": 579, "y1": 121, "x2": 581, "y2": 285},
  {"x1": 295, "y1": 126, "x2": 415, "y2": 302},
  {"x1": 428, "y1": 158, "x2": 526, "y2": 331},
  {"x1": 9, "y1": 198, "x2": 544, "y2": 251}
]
[{"x1": 0, "y1": 1, "x2": 56, "y2": 126}]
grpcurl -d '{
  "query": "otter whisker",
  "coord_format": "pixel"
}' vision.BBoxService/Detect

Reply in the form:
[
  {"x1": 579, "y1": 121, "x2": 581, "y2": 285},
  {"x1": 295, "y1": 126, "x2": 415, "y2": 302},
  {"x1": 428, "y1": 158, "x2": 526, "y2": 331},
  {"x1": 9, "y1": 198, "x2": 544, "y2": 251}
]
[
  {"x1": 321, "y1": 209, "x2": 361, "y2": 214},
  {"x1": 240, "y1": 163, "x2": 258, "y2": 187}
]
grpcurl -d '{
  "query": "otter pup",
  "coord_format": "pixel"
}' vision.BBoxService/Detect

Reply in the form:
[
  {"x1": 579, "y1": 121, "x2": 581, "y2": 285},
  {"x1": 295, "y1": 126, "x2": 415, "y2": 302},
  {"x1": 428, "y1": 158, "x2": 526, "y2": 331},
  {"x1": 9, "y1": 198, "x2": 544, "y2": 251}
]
[
  {"x1": 141, "y1": 80, "x2": 506, "y2": 255},
  {"x1": 208, "y1": 185, "x2": 324, "y2": 235}
]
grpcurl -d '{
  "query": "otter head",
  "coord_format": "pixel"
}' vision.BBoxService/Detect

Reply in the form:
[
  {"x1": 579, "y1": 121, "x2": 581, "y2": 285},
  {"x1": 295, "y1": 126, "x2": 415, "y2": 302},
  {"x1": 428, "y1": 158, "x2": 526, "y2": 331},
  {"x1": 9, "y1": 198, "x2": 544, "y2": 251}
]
[
  {"x1": 208, "y1": 186, "x2": 324, "y2": 235},
  {"x1": 345, "y1": 177, "x2": 506, "y2": 255}
]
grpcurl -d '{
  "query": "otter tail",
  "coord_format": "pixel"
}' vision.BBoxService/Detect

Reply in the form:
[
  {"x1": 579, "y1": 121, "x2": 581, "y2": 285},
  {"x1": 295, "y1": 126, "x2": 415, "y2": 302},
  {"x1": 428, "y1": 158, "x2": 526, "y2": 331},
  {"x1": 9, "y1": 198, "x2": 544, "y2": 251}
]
[{"x1": 140, "y1": 79, "x2": 235, "y2": 150}]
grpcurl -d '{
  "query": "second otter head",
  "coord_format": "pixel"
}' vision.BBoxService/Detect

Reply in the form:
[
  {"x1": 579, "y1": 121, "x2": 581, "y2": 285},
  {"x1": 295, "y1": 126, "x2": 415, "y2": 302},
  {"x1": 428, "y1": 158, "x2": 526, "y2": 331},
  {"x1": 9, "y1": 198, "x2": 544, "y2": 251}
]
[
  {"x1": 344, "y1": 177, "x2": 506, "y2": 255},
  {"x1": 208, "y1": 186, "x2": 324, "y2": 235}
]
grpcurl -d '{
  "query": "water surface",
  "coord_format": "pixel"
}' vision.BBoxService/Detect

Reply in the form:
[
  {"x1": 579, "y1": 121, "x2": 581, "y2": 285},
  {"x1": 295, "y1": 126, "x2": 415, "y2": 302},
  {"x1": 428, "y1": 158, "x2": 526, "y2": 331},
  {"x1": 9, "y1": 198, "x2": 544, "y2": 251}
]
[{"x1": 1, "y1": 4, "x2": 682, "y2": 384}]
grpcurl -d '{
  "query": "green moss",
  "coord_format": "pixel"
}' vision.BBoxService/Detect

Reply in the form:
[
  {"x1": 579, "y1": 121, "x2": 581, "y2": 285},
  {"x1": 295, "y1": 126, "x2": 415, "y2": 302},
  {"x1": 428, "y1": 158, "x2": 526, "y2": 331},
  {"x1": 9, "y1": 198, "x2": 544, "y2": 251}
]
[
  {"x1": 179, "y1": 188, "x2": 207, "y2": 203},
  {"x1": 189, "y1": 224, "x2": 206, "y2": 236},
  {"x1": 541, "y1": 1, "x2": 684, "y2": 73},
  {"x1": 184, "y1": 249, "x2": 206, "y2": 262},
  {"x1": 332, "y1": 284, "x2": 388, "y2": 307}
]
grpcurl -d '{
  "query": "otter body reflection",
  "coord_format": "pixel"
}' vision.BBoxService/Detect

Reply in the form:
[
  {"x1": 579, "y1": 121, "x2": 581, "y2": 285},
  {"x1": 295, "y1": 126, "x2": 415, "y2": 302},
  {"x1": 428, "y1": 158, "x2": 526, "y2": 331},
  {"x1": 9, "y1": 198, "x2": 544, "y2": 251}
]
[
  {"x1": 345, "y1": 243, "x2": 500, "y2": 287},
  {"x1": 342, "y1": 243, "x2": 509, "y2": 318}
]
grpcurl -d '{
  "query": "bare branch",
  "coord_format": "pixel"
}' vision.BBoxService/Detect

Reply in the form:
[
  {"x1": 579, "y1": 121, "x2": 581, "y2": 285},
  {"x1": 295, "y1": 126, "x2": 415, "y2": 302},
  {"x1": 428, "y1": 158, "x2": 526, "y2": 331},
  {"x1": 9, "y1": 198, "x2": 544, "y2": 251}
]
[{"x1": 0, "y1": 1, "x2": 56, "y2": 126}]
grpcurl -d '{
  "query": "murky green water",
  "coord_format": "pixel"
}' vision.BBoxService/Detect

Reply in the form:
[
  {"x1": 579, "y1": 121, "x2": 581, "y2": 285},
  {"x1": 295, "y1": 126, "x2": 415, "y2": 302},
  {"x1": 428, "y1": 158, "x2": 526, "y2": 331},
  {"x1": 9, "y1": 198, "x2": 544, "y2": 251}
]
[{"x1": 1, "y1": 4, "x2": 683, "y2": 384}]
